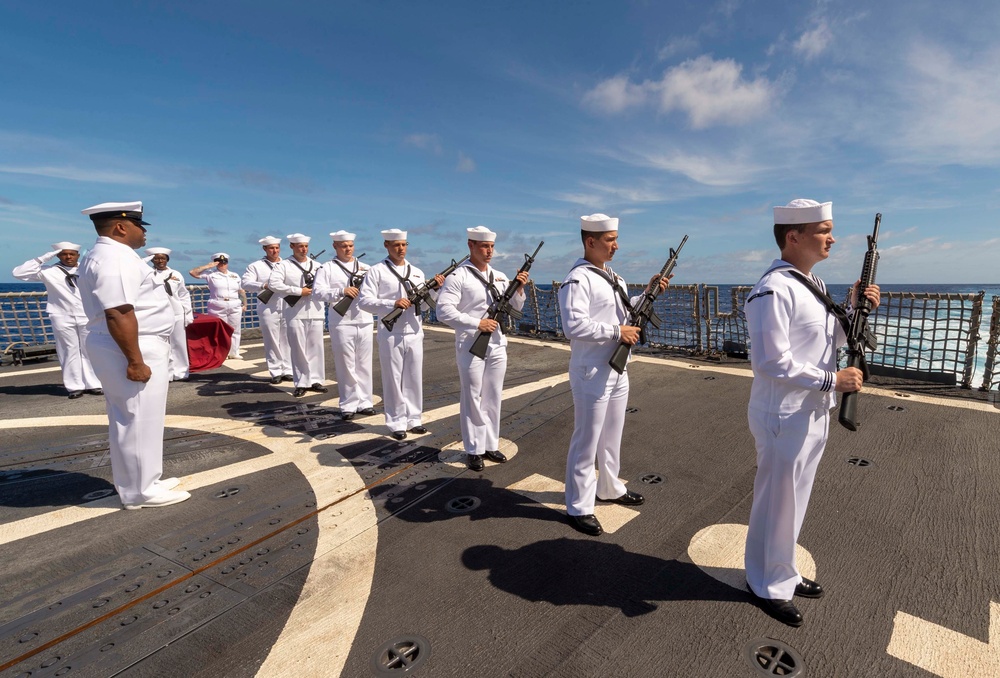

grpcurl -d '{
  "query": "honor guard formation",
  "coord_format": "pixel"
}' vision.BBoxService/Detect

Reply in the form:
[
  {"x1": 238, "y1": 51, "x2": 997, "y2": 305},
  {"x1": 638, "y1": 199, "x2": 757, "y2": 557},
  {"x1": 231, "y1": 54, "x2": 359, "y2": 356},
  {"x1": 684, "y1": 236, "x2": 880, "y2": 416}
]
[{"x1": 12, "y1": 197, "x2": 881, "y2": 628}]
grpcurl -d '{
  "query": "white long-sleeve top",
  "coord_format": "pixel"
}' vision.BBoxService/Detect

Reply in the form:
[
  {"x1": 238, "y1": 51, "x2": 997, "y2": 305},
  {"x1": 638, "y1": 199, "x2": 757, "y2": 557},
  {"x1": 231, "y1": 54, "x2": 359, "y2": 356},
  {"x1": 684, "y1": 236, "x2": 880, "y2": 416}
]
[
  {"x1": 312, "y1": 257, "x2": 373, "y2": 327},
  {"x1": 436, "y1": 261, "x2": 524, "y2": 350},
  {"x1": 745, "y1": 259, "x2": 849, "y2": 414},
  {"x1": 241, "y1": 258, "x2": 287, "y2": 312},
  {"x1": 558, "y1": 258, "x2": 642, "y2": 369},
  {"x1": 151, "y1": 267, "x2": 193, "y2": 325},
  {"x1": 357, "y1": 259, "x2": 432, "y2": 335},
  {"x1": 267, "y1": 257, "x2": 326, "y2": 320},
  {"x1": 12, "y1": 252, "x2": 87, "y2": 318}
]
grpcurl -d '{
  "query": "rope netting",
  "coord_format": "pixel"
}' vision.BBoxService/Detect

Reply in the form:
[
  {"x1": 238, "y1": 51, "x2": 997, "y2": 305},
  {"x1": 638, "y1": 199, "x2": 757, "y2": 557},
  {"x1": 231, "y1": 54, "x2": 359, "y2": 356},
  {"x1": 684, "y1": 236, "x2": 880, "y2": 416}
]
[
  {"x1": 0, "y1": 292, "x2": 55, "y2": 355},
  {"x1": 979, "y1": 295, "x2": 1000, "y2": 391}
]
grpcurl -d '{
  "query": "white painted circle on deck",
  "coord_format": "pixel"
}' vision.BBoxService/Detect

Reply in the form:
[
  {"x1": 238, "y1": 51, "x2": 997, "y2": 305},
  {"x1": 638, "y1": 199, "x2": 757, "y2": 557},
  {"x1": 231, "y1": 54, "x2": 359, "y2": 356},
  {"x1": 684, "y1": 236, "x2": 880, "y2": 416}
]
[{"x1": 687, "y1": 523, "x2": 816, "y2": 590}]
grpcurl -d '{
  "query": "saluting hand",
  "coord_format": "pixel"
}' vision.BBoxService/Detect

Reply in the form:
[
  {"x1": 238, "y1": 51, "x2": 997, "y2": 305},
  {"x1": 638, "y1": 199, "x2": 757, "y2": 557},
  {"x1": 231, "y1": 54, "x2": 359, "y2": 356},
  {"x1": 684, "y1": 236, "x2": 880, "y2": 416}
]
[
  {"x1": 619, "y1": 325, "x2": 641, "y2": 345},
  {"x1": 835, "y1": 367, "x2": 864, "y2": 392}
]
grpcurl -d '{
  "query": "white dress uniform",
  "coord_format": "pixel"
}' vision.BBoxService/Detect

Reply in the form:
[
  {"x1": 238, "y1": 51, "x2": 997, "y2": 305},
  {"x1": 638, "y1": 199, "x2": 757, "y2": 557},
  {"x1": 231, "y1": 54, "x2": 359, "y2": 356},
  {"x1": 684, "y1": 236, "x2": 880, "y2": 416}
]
[
  {"x1": 558, "y1": 258, "x2": 642, "y2": 517},
  {"x1": 241, "y1": 257, "x2": 292, "y2": 378},
  {"x1": 436, "y1": 260, "x2": 524, "y2": 456},
  {"x1": 267, "y1": 256, "x2": 326, "y2": 387},
  {"x1": 78, "y1": 236, "x2": 176, "y2": 505},
  {"x1": 313, "y1": 256, "x2": 374, "y2": 414},
  {"x1": 12, "y1": 246, "x2": 101, "y2": 393},
  {"x1": 357, "y1": 258, "x2": 433, "y2": 432},
  {"x1": 150, "y1": 266, "x2": 192, "y2": 381},
  {"x1": 198, "y1": 267, "x2": 244, "y2": 358}
]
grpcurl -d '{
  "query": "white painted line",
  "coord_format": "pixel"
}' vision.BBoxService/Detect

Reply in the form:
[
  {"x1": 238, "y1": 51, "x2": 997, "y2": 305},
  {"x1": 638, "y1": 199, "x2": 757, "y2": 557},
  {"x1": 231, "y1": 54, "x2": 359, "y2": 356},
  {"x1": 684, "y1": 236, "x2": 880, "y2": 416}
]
[{"x1": 506, "y1": 472, "x2": 640, "y2": 534}]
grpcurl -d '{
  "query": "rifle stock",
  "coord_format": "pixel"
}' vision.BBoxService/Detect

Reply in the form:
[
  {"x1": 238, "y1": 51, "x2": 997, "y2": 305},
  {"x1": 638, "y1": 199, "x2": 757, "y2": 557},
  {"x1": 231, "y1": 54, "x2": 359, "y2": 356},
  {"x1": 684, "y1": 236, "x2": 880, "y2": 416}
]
[
  {"x1": 381, "y1": 255, "x2": 470, "y2": 331},
  {"x1": 608, "y1": 235, "x2": 688, "y2": 374},
  {"x1": 331, "y1": 253, "x2": 367, "y2": 317},
  {"x1": 469, "y1": 241, "x2": 544, "y2": 359},
  {"x1": 838, "y1": 214, "x2": 881, "y2": 431}
]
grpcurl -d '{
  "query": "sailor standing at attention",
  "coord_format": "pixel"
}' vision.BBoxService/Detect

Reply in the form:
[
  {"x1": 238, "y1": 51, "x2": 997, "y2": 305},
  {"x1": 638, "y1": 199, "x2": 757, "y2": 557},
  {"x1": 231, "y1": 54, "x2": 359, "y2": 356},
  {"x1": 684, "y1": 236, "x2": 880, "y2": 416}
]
[
  {"x1": 357, "y1": 229, "x2": 445, "y2": 440},
  {"x1": 241, "y1": 236, "x2": 292, "y2": 384},
  {"x1": 12, "y1": 241, "x2": 103, "y2": 398},
  {"x1": 145, "y1": 247, "x2": 193, "y2": 381},
  {"x1": 312, "y1": 230, "x2": 376, "y2": 419},
  {"x1": 558, "y1": 214, "x2": 667, "y2": 536},
  {"x1": 267, "y1": 233, "x2": 328, "y2": 398},
  {"x1": 744, "y1": 199, "x2": 880, "y2": 627},
  {"x1": 436, "y1": 226, "x2": 529, "y2": 471},
  {"x1": 189, "y1": 253, "x2": 246, "y2": 359},
  {"x1": 77, "y1": 201, "x2": 190, "y2": 509}
]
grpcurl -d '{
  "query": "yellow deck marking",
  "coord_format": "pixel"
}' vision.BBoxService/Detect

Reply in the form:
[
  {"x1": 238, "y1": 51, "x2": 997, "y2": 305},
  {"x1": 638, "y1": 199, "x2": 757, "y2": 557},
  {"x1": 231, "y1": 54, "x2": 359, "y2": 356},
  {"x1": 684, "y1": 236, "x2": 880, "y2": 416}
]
[
  {"x1": 506, "y1": 472, "x2": 640, "y2": 534},
  {"x1": 686, "y1": 523, "x2": 816, "y2": 590},
  {"x1": 888, "y1": 602, "x2": 1000, "y2": 677}
]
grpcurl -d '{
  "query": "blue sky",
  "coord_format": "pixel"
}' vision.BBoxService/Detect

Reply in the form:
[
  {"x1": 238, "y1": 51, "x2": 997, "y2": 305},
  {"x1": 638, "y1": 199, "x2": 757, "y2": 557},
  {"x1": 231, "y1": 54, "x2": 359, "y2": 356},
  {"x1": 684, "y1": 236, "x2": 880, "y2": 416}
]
[{"x1": 2, "y1": 0, "x2": 998, "y2": 284}]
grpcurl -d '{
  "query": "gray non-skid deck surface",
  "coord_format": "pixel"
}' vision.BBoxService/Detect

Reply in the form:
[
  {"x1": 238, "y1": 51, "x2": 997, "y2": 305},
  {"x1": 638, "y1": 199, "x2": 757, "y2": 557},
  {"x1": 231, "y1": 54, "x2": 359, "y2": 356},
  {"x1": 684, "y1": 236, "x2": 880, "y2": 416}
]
[{"x1": 1, "y1": 330, "x2": 998, "y2": 677}]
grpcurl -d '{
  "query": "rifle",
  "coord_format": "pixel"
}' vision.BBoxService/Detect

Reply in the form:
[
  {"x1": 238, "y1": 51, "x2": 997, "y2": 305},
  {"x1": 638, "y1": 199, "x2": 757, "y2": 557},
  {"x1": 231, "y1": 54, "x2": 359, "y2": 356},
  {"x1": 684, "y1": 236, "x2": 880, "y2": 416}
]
[
  {"x1": 284, "y1": 253, "x2": 325, "y2": 308},
  {"x1": 381, "y1": 255, "x2": 470, "y2": 331},
  {"x1": 469, "y1": 241, "x2": 544, "y2": 359},
  {"x1": 608, "y1": 235, "x2": 688, "y2": 375},
  {"x1": 838, "y1": 214, "x2": 881, "y2": 431},
  {"x1": 260, "y1": 250, "x2": 325, "y2": 305},
  {"x1": 331, "y1": 253, "x2": 367, "y2": 316}
]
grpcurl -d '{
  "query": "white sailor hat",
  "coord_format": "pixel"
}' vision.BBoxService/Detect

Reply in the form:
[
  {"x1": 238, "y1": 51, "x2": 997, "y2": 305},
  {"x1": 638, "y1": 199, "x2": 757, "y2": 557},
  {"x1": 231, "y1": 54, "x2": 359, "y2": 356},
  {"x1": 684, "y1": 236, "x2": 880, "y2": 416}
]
[
  {"x1": 52, "y1": 241, "x2": 81, "y2": 252},
  {"x1": 466, "y1": 226, "x2": 497, "y2": 242},
  {"x1": 580, "y1": 213, "x2": 619, "y2": 232},
  {"x1": 286, "y1": 233, "x2": 311, "y2": 244},
  {"x1": 773, "y1": 199, "x2": 833, "y2": 225},
  {"x1": 81, "y1": 201, "x2": 150, "y2": 225},
  {"x1": 330, "y1": 230, "x2": 356, "y2": 242},
  {"x1": 258, "y1": 236, "x2": 281, "y2": 246},
  {"x1": 212, "y1": 252, "x2": 231, "y2": 261},
  {"x1": 145, "y1": 247, "x2": 172, "y2": 256},
  {"x1": 381, "y1": 228, "x2": 407, "y2": 241}
]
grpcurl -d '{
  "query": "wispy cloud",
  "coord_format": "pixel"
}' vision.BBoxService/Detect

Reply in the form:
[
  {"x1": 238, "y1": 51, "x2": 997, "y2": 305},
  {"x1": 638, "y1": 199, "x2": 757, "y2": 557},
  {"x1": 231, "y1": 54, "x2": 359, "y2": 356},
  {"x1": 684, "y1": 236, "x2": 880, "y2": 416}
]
[
  {"x1": 456, "y1": 151, "x2": 476, "y2": 173},
  {"x1": 604, "y1": 146, "x2": 770, "y2": 187},
  {"x1": 793, "y1": 19, "x2": 834, "y2": 61},
  {"x1": 0, "y1": 164, "x2": 164, "y2": 186},
  {"x1": 403, "y1": 133, "x2": 444, "y2": 155}
]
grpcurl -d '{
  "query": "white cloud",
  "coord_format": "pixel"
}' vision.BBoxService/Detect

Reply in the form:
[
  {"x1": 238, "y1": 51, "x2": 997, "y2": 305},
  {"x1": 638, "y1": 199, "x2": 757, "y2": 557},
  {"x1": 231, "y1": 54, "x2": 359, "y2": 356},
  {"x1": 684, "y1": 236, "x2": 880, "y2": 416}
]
[
  {"x1": 0, "y1": 164, "x2": 163, "y2": 185},
  {"x1": 793, "y1": 19, "x2": 833, "y2": 61},
  {"x1": 657, "y1": 36, "x2": 699, "y2": 61},
  {"x1": 606, "y1": 146, "x2": 769, "y2": 187},
  {"x1": 403, "y1": 133, "x2": 443, "y2": 155},
  {"x1": 583, "y1": 56, "x2": 779, "y2": 128},
  {"x1": 456, "y1": 152, "x2": 476, "y2": 173}
]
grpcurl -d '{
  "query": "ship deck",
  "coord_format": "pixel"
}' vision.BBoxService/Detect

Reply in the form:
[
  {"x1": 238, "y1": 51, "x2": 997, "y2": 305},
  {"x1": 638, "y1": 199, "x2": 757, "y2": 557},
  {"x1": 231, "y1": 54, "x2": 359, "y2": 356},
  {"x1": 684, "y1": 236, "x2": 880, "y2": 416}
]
[{"x1": 1, "y1": 327, "x2": 997, "y2": 677}]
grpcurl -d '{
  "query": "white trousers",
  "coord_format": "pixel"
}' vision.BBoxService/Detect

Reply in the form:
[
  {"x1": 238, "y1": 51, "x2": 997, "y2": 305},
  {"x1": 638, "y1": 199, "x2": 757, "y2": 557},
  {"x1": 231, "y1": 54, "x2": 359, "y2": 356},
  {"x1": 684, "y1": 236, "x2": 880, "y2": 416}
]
[
  {"x1": 50, "y1": 313, "x2": 101, "y2": 392},
  {"x1": 377, "y1": 329, "x2": 423, "y2": 431},
  {"x1": 565, "y1": 363, "x2": 629, "y2": 516},
  {"x1": 745, "y1": 407, "x2": 830, "y2": 600},
  {"x1": 207, "y1": 299, "x2": 242, "y2": 357},
  {"x1": 287, "y1": 317, "x2": 326, "y2": 387},
  {"x1": 167, "y1": 315, "x2": 189, "y2": 380},
  {"x1": 330, "y1": 320, "x2": 374, "y2": 413},
  {"x1": 456, "y1": 342, "x2": 507, "y2": 455},
  {"x1": 86, "y1": 333, "x2": 170, "y2": 504},
  {"x1": 258, "y1": 300, "x2": 291, "y2": 377}
]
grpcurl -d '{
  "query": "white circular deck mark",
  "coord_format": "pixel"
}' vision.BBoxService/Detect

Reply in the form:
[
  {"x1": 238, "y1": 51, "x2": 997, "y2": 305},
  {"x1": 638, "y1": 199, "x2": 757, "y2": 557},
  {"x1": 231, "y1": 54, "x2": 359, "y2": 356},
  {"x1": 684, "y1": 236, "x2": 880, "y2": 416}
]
[{"x1": 687, "y1": 523, "x2": 816, "y2": 590}]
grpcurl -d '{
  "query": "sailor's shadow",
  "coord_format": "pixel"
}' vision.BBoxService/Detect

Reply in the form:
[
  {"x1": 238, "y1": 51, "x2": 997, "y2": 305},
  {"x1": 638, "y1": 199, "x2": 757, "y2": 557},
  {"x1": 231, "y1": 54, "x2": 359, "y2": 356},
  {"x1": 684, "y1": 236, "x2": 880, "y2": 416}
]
[
  {"x1": 220, "y1": 400, "x2": 368, "y2": 437},
  {"x1": 193, "y1": 372, "x2": 289, "y2": 398},
  {"x1": 462, "y1": 537, "x2": 748, "y2": 615},
  {"x1": 0, "y1": 470, "x2": 116, "y2": 508},
  {"x1": 0, "y1": 383, "x2": 71, "y2": 397}
]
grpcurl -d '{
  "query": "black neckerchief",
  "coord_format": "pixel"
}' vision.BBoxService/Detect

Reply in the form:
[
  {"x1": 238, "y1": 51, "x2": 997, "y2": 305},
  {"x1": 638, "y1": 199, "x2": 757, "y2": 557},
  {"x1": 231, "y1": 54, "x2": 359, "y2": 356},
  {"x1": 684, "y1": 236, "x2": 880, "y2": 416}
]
[
  {"x1": 288, "y1": 258, "x2": 316, "y2": 287},
  {"x1": 384, "y1": 259, "x2": 419, "y2": 312},
  {"x1": 465, "y1": 266, "x2": 501, "y2": 304},
  {"x1": 333, "y1": 258, "x2": 364, "y2": 286},
  {"x1": 153, "y1": 268, "x2": 175, "y2": 297},
  {"x1": 55, "y1": 265, "x2": 78, "y2": 289},
  {"x1": 572, "y1": 261, "x2": 634, "y2": 316},
  {"x1": 761, "y1": 264, "x2": 851, "y2": 335},
  {"x1": 262, "y1": 258, "x2": 277, "y2": 270}
]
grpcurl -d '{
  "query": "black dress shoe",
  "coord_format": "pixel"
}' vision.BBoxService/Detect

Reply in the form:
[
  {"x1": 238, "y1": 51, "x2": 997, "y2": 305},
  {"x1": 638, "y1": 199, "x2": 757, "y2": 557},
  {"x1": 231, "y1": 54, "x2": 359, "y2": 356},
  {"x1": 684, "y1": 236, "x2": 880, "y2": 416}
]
[
  {"x1": 67, "y1": 391, "x2": 84, "y2": 399},
  {"x1": 794, "y1": 578, "x2": 824, "y2": 599},
  {"x1": 84, "y1": 388, "x2": 103, "y2": 395},
  {"x1": 409, "y1": 426, "x2": 428, "y2": 434},
  {"x1": 483, "y1": 449, "x2": 507, "y2": 463},
  {"x1": 270, "y1": 376, "x2": 282, "y2": 385},
  {"x1": 358, "y1": 407, "x2": 377, "y2": 416},
  {"x1": 293, "y1": 387, "x2": 307, "y2": 398},
  {"x1": 391, "y1": 430, "x2": 407, "y2": 441},
  {"x1": 341, "y1": 412, "x2": 355, "y2": 421},
  {"x1": 467, "y1": 454, "x2": 484, "y2": 471},
  {"x1": 599, "y1": 490, "x2": 644, "y2": 506},
  {"x1": 746, "y1": 584, "x2": 804, "y2": 627},
  {"x1": 281, "y1": 375, "x2": 294, "y2": 382},
  {"x1": 568, "y1": 514, "x2": 603, "y2": 536},
  {"x1": 310, "y1": 383, "x2": 328, "y2": 393}
]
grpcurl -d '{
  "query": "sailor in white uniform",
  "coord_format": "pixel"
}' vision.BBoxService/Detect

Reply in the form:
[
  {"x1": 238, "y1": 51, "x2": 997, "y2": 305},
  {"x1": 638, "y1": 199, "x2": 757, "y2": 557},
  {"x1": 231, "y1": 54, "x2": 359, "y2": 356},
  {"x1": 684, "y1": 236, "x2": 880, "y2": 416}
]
[
  {"x1": 436, "y1": 226, "x2": 528, "y2": 471},
  {"x1": 12, "y1": 241, "x2": 102, "y2": 398},
  {"x1": 357, "y1": 229, "x2": 444, "y2": 440},
  {"x1": 241, "y1": 236, "x2": 292, "y2": 384},
  {"x1": 267, "y1": 233, "x2": 328, "y2": 397},
  {"x1": 190, "y1": 253, "x2": 246, "y2": 358},
  {"x1": 77, "y1": 201, "x2": 190, "y2": 509},
  {"x1": 145, "y1": 247, "x2": 192, "y2": 381},
  {"x1": 557, "y1": 214, "x2": 667, "y2": 537},
  {"x1": 312, "y1": 230, "x2": 375, "y2": 419},
  {"x1": 744, "y1": 198, "x2": 880, "y2": 627}
]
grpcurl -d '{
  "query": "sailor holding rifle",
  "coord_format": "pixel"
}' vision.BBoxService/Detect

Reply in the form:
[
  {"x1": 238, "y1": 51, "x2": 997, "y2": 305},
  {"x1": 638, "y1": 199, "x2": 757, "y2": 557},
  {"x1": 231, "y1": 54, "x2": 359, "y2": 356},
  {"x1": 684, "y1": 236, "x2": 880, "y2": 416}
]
[
  {"x1": 436, "y1": 226, "x2": 529, "y2": 471},
  {"x1": 312, "y1": 230, "x2": 376, "y2": 420},
  {"x1": 267, "y1": 233, "x2": 328, "y2": 398},
  {"x1": 357, "y1": 229, "x2": 445, "y2": 440},
  {"x1": 12, "y1": 241, "x2": 103, "y2": 398},
  {"x1": 189, "y1": 253, "x2": 246, "y2": 359},
  {"x1": 241, "y1": 236, "x2": 292, "y2": 384},
  {"x1": 558, "y1": 214, "x2": 668, "y2": 536},
  {"x1": 743, "y1": 199, "x2": 880, "y2": 627},
  {"x1": 145, "y1": 247, "x2": 193, "y2": 381},
  {"x1": 77, "y1": 201, "x2": 190, "y2": 509}
]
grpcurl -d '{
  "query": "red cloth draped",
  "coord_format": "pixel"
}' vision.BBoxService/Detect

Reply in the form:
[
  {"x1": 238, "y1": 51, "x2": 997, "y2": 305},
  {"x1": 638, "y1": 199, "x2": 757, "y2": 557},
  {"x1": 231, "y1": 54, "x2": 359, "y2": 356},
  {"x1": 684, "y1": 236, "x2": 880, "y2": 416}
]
[{"x1": 186, "y1": 313, "x2": 233, "y2": 372}]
